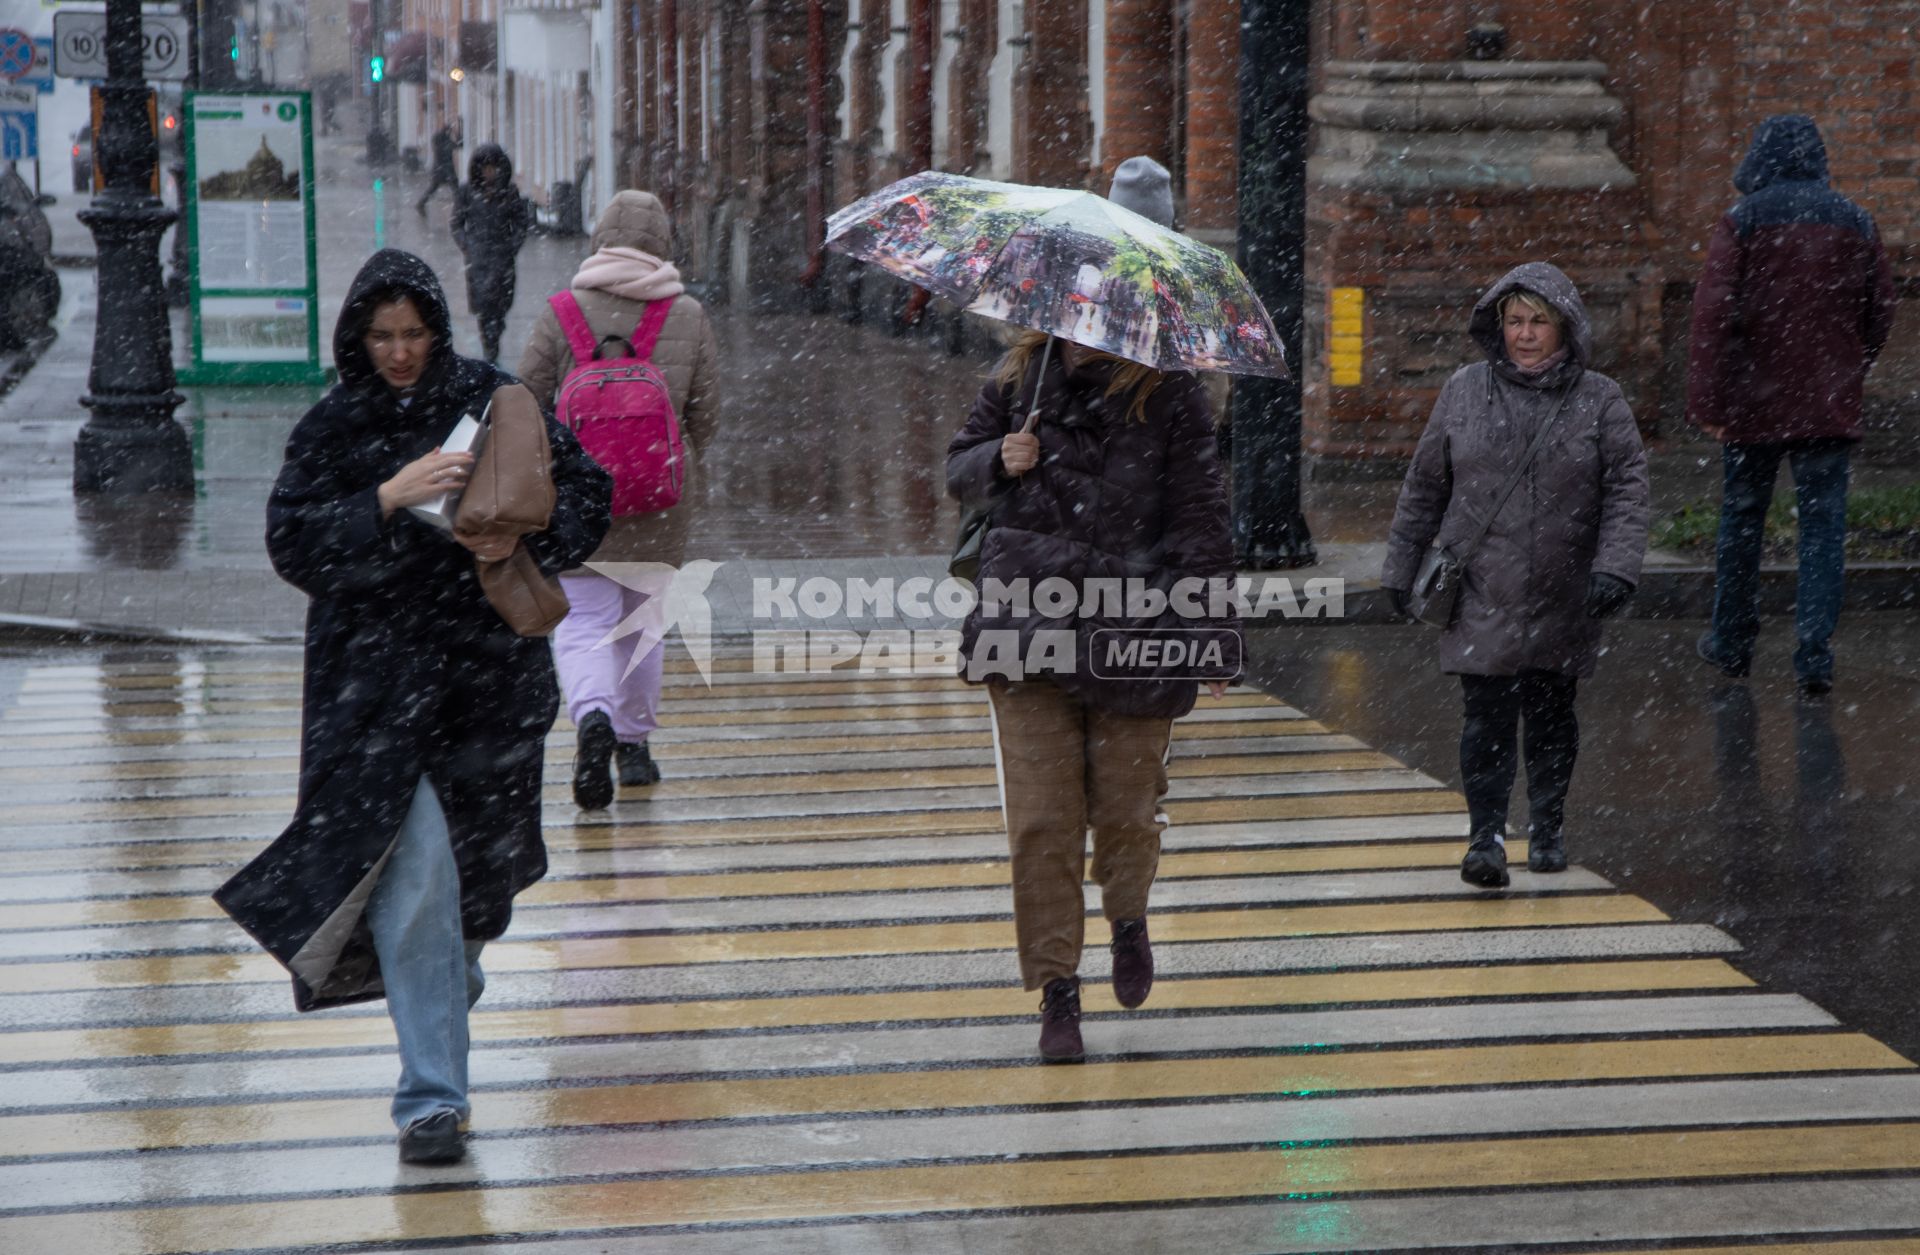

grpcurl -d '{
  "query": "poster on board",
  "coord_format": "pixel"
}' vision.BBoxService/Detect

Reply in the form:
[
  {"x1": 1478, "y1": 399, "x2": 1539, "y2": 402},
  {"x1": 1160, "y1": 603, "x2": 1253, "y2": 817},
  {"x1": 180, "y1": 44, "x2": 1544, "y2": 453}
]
[{"x1": 182, "y1": 91, "x2": 327, "y2": 385}]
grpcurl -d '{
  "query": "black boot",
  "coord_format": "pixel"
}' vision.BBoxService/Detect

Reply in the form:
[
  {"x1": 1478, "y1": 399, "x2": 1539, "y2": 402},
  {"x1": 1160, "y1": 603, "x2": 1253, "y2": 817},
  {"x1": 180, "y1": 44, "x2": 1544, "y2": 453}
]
[
  {"x1": 571, "y1": 710, "x2": 616, "y2": 810},
  {"x1": 1460, "y1": 837, "x2": 1510, "y2": 888},
  {"x1": 1527, "y1": 826, "x2": 1568, "y2": 873},
  {"x1": 1038, "y1": 976, "x2": 1084, "y2": 1062},
  {"x1": 616, "y1": 740, "x2": 662, "y2": 787}
]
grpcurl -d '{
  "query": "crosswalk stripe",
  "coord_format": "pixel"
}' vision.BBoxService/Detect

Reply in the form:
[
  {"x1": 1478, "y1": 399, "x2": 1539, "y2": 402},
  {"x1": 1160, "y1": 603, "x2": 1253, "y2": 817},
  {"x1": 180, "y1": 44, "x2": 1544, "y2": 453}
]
[
  {"x1": 10, "y1": 1121, "x2": 1920, "y2": 1253},
  {"x1": 0, "y1": 959, "x2": 1753, "y2": 1068},
  {"x1": 0, "y1": 894, "x2": 1666, "y2": 994}
]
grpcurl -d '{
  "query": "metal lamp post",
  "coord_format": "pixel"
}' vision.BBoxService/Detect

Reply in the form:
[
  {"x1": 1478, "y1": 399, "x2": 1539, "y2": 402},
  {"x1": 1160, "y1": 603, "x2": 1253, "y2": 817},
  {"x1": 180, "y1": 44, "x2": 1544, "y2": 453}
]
[
  {"x1": 1231, "y1": 0, "x2": 1316, "y2": 568},
  {"x1": 72, "y1": 0, "x2": 192, "y2": 494}
]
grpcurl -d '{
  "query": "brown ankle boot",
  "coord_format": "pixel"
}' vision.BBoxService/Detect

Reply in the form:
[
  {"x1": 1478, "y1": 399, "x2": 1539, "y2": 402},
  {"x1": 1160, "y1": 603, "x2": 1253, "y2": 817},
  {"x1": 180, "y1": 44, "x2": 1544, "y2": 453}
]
[{"x1": 1037, "y1": 975, "x2": 1084, "y2": 1062}]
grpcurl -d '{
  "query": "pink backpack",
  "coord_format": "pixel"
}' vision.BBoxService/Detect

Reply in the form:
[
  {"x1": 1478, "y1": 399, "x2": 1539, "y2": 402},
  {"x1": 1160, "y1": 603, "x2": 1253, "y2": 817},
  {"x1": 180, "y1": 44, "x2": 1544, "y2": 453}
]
[{"x1": 549, "y1": 291, "x2": 685, "y2": 517}]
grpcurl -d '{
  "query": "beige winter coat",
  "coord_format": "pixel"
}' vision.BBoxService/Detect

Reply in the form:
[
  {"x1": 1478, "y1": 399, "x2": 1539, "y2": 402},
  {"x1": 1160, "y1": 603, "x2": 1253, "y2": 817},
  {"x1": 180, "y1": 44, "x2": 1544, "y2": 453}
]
[{"x1": 517, "y1": 192, "x2": 720, "y2": 565}]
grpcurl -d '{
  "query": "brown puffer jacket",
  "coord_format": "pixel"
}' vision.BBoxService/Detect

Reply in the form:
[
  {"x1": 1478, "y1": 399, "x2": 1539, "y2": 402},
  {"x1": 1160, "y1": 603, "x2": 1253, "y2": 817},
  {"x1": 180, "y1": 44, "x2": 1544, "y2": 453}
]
[
  {"x1": 517, "y1": 191, "x2": 720, "y2": 565},
  {"x1": 1382, "y1": 262, "x2": 1650, "y2": 679},
  {"x1": 947, "y1": 350, "x2": 1240, "y2": 720}
]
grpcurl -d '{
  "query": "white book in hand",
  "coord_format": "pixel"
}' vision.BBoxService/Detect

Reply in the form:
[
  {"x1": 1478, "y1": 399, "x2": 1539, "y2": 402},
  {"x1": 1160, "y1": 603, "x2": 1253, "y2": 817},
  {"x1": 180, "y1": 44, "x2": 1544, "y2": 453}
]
[{"x1": 406, "y1": 400, "x2": 493, "y2": 530}]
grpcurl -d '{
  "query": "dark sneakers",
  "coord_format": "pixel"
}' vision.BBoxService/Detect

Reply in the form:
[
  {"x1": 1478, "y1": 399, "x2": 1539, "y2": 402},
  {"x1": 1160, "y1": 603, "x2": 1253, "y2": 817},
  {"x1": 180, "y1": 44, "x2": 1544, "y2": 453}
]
[
  {"x1": 1038, "y1": 975, "x2": 1084, "y2": 1062},
  {"x1": 1460, "y1": 838, "x2": 1510, "y2": 888},
  {"x1": 1109, "y1": 917, "x2": 1153, "y2": 1009},
  {"x1": 1696, "y1": 632, "x2": 1752, "y2": 679},
  {"x1": 398, "y1": 1109, "x2": 465, "y2": 1164},
  {"x1": 1527, "y1": 829, "x2": 1569, "y2": 873},
  {"x1": 571, "y1": 710, "x2": 617, "y2": 810},
  {"x1": 616, "y1": 740, "x2": 663, "y2": 787}
]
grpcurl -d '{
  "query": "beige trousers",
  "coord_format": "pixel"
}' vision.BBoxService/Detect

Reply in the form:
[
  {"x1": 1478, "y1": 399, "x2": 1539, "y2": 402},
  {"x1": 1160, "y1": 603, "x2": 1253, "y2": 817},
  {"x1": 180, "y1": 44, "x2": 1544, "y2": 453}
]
[{"x1": 987, "y1": 681, "x2": 1173, "y2": 990}]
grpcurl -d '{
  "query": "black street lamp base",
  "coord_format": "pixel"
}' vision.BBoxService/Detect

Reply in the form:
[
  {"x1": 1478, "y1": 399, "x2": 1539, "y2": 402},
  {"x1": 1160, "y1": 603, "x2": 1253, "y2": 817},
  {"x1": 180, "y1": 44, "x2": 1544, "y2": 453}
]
[{"x1": 73, "y1": 414, "x2": 194, "y2": 494}]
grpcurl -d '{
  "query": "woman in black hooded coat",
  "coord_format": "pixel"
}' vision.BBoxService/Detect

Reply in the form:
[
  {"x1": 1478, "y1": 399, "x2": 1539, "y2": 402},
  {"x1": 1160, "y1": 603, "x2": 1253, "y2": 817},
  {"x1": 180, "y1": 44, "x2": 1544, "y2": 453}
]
[
  {"x1": 215, "y1": 248, "x2": 610, "y2": 1164},
  {"x1": 451, "y1": 142, "x2": 534, "y2": 361}
]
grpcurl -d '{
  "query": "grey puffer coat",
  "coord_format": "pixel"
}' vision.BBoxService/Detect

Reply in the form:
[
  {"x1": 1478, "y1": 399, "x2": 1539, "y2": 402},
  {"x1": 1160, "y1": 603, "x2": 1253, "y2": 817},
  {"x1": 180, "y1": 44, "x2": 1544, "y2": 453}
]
[{"x1": 1381, "y1": 262, "x2": 1650, "y2": 678}]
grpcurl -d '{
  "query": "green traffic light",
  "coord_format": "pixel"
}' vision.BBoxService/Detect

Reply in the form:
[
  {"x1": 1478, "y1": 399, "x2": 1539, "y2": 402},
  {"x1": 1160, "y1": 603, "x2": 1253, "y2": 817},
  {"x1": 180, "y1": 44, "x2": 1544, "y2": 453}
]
[{"x1": 370, "y1": 55, "x2": 384, "y2": 83}]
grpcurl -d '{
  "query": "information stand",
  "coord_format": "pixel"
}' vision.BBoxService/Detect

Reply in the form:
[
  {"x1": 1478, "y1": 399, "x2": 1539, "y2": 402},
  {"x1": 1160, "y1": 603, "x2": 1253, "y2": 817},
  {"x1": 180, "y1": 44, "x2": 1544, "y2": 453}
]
[{"x1": 180, "y1": 90, "x2": 327, "y2": 385}]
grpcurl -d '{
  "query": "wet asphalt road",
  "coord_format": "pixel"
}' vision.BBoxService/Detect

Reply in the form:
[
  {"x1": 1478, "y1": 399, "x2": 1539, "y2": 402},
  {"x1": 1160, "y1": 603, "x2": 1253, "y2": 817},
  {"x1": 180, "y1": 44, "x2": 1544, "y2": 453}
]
[{"x1": 1249, "y1": 610, "x2": 1920, "y2": 1063}]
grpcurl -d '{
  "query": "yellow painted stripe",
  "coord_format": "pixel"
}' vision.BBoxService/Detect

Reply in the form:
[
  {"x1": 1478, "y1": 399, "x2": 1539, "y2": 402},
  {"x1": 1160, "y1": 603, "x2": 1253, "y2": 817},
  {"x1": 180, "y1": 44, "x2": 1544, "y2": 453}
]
[
  {"x1": 13, "y1": 1121, "x2": 1920, "y2": 1253},
  {"x1": 0, "y1": 752, "x2": 1409, "y2": 824},
  {"x1": 0, "y1": 691, "x2": 1290, "y2": 728},
  {"x1": 0, "y1": 895, "x2": 1661, "y2": 994},
  {"x1": 0, "y1": 717, "x2": 1326, "y2": 757},
  {"x1": 2, "y1": 676, "x2": 996, "y2": 717},
  {"x1": 8, "y1": 1028, "x2": 1886, "y2": 1159},
  {"x1": 0, "y1": 959, "x2": 1755, "y2": 1068},
  {"x1": 0, "y1": 788, "x2": 1458, "y2": 840},
  {"x1": 4, "y1": 841, "x2": 1514, "y2": 929}
]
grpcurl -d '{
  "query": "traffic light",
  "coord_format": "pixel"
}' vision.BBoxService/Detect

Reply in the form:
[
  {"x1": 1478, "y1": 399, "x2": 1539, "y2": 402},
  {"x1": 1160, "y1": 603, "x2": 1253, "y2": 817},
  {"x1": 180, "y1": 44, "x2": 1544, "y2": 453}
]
[{"x1": 370, "y1": 55, "x2": 385, "y2": 84}]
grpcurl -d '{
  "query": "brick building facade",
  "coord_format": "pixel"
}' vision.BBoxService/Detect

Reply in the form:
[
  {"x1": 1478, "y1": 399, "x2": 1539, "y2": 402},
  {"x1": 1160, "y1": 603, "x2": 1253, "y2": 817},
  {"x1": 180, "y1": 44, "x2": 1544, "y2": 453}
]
[{"x1": 600, "y1": 0, "x2": 1918, "y2": 469}]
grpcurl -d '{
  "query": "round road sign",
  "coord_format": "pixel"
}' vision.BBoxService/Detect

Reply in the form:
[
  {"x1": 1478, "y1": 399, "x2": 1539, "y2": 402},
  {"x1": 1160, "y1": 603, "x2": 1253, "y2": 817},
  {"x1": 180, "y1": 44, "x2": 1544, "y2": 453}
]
[{"x1": 0, "y1": 29, "x2": 34, "y2": 80}]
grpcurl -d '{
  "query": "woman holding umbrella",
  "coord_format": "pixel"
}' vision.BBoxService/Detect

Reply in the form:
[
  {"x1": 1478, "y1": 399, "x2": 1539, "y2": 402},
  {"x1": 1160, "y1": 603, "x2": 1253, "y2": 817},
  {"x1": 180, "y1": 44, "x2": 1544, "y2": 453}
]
[{"x1": 941, "y1": 158, "x2": 1245, "y2": 1062}]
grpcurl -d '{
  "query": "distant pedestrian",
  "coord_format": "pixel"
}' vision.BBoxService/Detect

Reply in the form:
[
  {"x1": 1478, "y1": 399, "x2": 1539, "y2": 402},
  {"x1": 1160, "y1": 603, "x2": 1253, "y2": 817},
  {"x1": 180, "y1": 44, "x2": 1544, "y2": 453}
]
[
  {"x1": 216, "y1": 248, "x2": 610, "y2": 1166},
  {"x1": 1687, "y1": 114, "x2": 1897, "y2": 696},
  {"x1": 451, "y1": 143, "x2": 533, "y2": 362},
  {"x1": 1107, "y1": 154, "x2": 1175, "y2": 229},
  {"x1": 416, "y1": 116, "x2": 462, "y2": 213},
  {"x1": 518, "y1": 190, "x2": 720, "y2": 808},
  {"x1": 317, "y1": 75, "x2": 340, "y2": 136},
  {"x1": 1382, "y1": 263, "x2": 1649, "y2": 889},
  {"x1": 946, "y1": 330, "x2": 1240, "y2": 1063}
]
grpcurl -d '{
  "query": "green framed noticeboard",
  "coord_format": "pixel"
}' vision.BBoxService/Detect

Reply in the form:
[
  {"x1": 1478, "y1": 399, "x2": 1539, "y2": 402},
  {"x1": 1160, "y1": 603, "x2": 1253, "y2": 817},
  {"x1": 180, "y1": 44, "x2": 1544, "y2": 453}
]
[{"x1": 180, "y1": 90, "x2": 328, "y2": 385}]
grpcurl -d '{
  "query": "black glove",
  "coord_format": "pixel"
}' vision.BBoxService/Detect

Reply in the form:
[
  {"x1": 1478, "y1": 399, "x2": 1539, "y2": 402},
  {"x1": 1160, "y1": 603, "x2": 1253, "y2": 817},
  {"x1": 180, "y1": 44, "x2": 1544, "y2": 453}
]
[
  {"x1": 1585, "y1": 572, "x2": 1633, "y2": 620},
  {"x1": 1387, "y1": 586, "x2": 1412, "y2": 620}
]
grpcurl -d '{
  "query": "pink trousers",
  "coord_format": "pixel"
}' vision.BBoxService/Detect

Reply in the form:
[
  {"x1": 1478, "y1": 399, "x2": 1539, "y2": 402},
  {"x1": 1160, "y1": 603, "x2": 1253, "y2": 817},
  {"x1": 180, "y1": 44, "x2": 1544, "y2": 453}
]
[{"x1": 552, "y1": 571, "x2": 664, "y2": 743}]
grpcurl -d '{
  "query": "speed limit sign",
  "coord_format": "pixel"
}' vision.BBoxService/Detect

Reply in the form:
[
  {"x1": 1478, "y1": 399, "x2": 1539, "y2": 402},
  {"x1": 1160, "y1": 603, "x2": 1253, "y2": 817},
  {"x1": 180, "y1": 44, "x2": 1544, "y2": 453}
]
[{"x1": 52, "y1": 11, "x2": 189, "y2": 81}]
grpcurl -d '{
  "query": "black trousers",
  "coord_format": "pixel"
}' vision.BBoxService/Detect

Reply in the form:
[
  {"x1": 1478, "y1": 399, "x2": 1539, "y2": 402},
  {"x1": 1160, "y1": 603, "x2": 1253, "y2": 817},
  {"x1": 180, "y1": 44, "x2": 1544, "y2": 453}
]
[{"x1": 1459, "y1": 671, "x2": 1580, "y2": 842}]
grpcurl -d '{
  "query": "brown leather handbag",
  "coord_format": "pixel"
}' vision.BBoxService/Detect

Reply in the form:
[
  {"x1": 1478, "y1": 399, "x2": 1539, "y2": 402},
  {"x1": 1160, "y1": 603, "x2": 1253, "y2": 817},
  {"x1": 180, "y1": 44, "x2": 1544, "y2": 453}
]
[{"x1": 456, "y1": 383, "x2": 571, "y2": 637}]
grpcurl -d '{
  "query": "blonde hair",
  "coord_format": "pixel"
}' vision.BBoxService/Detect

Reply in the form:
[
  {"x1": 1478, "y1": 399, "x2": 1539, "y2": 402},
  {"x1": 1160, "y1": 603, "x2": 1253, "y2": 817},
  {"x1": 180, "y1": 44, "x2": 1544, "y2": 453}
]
[
  {"x1": 1499, "y1": 289, "x2": 1564, "y2": 330},
  {"x1": 992, "y1": 331, "x2": 1165, "y2": 423}
]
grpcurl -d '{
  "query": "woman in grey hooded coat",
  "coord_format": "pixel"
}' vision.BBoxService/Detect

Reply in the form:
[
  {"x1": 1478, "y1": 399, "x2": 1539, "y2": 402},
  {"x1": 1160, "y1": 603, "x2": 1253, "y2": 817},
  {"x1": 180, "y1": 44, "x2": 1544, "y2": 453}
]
[{"x1": 1381, "y1": 262, "x2": 1650, "y2": 888}]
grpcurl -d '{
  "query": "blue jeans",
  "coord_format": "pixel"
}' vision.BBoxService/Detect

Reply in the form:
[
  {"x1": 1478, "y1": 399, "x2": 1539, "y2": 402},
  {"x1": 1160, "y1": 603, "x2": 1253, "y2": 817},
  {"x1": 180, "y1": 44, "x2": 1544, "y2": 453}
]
[
  {"x1": 365, "y1": 776, "x2": 486, "y2": 1131},
  {"x1": 1708, "y1": 441, "x2": 1851, "y2": 684}
]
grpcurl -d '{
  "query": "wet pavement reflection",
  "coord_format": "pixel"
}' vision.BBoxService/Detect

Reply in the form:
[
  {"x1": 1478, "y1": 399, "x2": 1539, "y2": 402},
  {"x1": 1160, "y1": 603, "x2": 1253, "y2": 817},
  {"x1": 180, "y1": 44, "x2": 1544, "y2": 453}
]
[{"x1": 1249, "y1": 611, "x2": 1920, "y2": 1063}]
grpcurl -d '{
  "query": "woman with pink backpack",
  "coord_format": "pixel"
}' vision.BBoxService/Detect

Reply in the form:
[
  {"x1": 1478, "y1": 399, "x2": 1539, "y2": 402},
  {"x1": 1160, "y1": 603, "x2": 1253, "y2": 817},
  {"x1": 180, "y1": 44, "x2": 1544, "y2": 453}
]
[{"x1": 518, "y1": 190, "x2": 721, "y2": 809}]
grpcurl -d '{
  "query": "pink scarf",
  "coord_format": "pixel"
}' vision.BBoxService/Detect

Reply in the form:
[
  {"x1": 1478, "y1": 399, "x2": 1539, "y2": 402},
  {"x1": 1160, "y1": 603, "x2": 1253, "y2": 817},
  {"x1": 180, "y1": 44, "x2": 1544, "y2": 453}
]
[{"x1": 572, "y1": 246, "x2": 686, "y2": 302}]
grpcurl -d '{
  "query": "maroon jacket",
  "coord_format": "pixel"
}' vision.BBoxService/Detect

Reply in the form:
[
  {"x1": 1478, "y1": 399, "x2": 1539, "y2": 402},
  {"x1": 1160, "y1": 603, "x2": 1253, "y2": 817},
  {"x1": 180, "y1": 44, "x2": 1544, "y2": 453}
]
[
  {"x1": 946, "y1": 350, "x2": 1239, "y2": 720},
  {"x1": 1686, "y1": 115, "x2": 1898, "y2": 445}
]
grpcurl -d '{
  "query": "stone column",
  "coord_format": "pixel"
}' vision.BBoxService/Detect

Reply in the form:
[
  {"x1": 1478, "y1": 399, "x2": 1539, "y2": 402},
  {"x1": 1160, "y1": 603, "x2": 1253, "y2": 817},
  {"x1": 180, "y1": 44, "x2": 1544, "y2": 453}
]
[
  {"x1": 1099, "y1": 0, "x2": 1172, "y2": 183},
  {"x1": 1011, "y1": 0, "x2": 1089, "y2": 188},
  {"x1": 1183, "y1": 0, "x2": 1237, "y2": 240}
]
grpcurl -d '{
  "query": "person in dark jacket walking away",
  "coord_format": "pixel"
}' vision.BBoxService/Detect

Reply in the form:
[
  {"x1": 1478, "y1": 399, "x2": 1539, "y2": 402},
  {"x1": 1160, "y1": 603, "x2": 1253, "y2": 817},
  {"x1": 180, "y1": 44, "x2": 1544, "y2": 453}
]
[
  {"x1": 1382, "y1": 263, "x2": 1650, "y2": 889},
  {"x1": 416, "y1": 116, "x2": 463, "y2": 213},
  {"x1": 518, "y1": 190, "x2": 722, "y2": 807},
  {"x1": 215, "y1": 249, "x2": 611, "y2": 1165},
  {"x1": 947, "y1": 326, "x2": 1241, "y2": 1063},
  {"x1": 1687, "y1": 115, "x2": 1898, "y2": 696},
  {"x1": 452, "y1": 143, "x2": 533, "y2": 363}
]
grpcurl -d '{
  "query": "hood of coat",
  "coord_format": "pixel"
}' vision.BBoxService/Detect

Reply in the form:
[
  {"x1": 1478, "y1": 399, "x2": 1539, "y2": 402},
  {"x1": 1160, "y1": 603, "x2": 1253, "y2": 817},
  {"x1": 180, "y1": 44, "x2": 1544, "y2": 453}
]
[
  {"x1": 589, "y1": 190, "x2": 673, "y2": 257},
  {"x1": 1734, "y1": 114, "x2": 1829, "y2": 194},
  {"x1": 1469, "y1": 261, "x2": 1593, "y2": 390},
  {"x1": 467, "y1": 142, "x2": 514, "y2": 194},
  {"x1": 333, "y1": 248, "x2": 456, "y2": 393}
]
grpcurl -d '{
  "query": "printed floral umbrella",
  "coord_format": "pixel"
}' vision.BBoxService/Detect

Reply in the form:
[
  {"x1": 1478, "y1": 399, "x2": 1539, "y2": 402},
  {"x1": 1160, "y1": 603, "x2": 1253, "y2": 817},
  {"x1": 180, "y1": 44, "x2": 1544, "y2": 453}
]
[{"x1": 826, "y1": 170, "x2": 1288, "y2": 378}]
